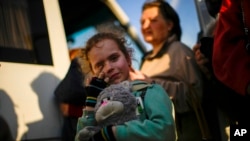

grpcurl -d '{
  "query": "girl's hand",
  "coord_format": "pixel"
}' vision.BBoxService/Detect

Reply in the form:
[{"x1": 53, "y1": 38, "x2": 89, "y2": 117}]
[
  {"x1": 85, "y1": 66, "x2": 109, "y2": 86},
  {"x1": 85, "y1": 70, "x2": 108, "y2": 109},
  {"x1": 85, "y1": 72, "x2": 108, "y2": 86}
]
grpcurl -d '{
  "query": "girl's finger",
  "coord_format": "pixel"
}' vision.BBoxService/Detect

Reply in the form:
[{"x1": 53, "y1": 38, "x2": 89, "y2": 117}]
[
  {"x1": 98, "y1": 72, "x2": 105, "y2": 79},
  {"x1": 85, "y1": 73, "x2": 93, "y2": 86},
  {"x1": 104, "y1": 77, "x2": 109, "y2": 83}
]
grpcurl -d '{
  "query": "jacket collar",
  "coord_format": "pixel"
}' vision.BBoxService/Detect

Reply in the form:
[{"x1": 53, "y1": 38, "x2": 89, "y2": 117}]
[{"x1": 143, "y1": 34, "x2": 178, "y2": 60}]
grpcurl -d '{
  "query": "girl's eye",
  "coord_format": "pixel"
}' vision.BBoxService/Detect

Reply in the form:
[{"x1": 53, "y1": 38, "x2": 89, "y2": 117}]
[{"x1": 110, "y1": 55, "x2": 118, "y2": 62}]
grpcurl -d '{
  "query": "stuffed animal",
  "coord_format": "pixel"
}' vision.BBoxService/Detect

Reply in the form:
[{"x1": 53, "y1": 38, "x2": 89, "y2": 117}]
[{"x1": 77, "y1": 81, "x2": 138, "y2": 141}]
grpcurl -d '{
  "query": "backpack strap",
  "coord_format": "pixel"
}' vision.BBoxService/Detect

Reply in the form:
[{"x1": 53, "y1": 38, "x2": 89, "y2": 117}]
[
  {"x1": 132, "y1": 83, "x2": 151, "y2": 92},
  {"x1": 132, "y1": 82, "x2": 151, "y2": 119},
  {"x1": 132, "y1": 82, "x2": 151, "y2": 101}
]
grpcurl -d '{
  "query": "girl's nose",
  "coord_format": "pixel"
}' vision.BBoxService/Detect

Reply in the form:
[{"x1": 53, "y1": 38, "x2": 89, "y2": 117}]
[{"x1": 103, "y1": 61, "x2": 114, "y2": 74}]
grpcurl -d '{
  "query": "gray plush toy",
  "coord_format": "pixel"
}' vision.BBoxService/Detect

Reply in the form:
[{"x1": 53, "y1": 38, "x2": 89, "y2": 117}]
[{"x1": 77, "y1": 81, "x2": 138, "y2": 141}]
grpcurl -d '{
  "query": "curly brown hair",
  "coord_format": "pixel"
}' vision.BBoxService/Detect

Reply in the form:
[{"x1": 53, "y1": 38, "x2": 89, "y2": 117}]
[{"x1": 80, "y1": 25, "x2": 134, "y2": 74}]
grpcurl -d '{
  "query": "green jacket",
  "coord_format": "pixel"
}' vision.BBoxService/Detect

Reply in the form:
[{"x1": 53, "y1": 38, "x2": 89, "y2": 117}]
[{"x1": 76, "y1": 80, "x2": 176, "y2": 141}]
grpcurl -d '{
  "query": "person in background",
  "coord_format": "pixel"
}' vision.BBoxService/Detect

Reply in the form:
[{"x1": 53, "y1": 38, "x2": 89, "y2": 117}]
[
  {"x1": 212, "y1": 0, "x2": 250, "y2": 131},
  {"x1": 137, "y1": 0, "x2": 207, "y2": 140},
  {"x1": 213, "y1": 0, "x2": 250, "y2": 96},
  {"x1": 75, "y1": 24, "x2": 176, "y2": 141},
  {"x1": 193, "y1": 0, "x2": 221, "y2": 79},
  {"x1": 193, "y1": 0, "x2": 250, "y2": 140},
  {"x1": 192, "y1": 0, "x2": 224, "y2": 140},
  {"x1": 54, "y1": 48, "x2": 86, "y2": 141}
]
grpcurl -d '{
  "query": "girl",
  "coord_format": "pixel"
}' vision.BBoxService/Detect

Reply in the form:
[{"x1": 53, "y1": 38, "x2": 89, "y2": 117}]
[{"x1": 75, "y1": 25, "x2": 176, "y2": 141}]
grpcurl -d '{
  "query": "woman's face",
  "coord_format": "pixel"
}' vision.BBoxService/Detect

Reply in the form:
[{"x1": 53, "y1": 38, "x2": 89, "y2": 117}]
[
  {"x1": 88, "y1": 39, "x2": 131, "y2": 84},
  {"x1": 140, "y1": 7, "x2": 172, "y2": 46}
]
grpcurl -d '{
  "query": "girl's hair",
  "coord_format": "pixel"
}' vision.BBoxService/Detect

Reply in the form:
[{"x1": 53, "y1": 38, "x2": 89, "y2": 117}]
[
  {"x1": 81, "y1": 24, "x2": 134, "y2": 74},
  {"x1": 142, "y1": 0, "x2": 182, "y2": 41}
]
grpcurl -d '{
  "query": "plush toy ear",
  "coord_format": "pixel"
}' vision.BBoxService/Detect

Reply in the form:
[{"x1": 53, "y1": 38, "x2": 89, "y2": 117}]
[{"x1": 120, "y1": 80, "x2": 132, "y2": 91}]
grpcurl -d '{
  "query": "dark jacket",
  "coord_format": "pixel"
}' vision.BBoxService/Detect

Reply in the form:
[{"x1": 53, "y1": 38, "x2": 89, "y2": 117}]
[{"x1": 54, "y1": 58, "x2": 86, "y2": 106}]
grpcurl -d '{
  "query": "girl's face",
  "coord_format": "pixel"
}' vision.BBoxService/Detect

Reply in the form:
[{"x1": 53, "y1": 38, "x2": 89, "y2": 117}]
[
  {"x1": 88, "y1": 39, "x2": 131, "y2": 84},
  {"x1": 140, "y1": 7, "x2": 173, "y2": 46}
]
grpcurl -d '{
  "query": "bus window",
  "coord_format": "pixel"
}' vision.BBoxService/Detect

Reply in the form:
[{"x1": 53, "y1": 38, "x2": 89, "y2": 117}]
[{"x1": 0, "y1": 0, "x2": 52, "y2": 65}]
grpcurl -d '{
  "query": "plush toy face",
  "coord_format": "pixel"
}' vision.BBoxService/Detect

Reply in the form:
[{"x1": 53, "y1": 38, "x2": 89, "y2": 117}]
[
  {"x1": 95, "y1": 97, "x2": 124, "y2": 124},
  {"x1": 94, "y1": 81, "x2": 138, "y2": 127},
  {"x1": 77, "y1": 81, "x2": 139, "y2": 141}
]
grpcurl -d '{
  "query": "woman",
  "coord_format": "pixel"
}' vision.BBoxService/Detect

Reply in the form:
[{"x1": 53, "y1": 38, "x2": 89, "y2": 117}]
[
  {"x1": 75, "y1": 25, "x2": 176, "y2": 141},
  {"x1": 139, "y1": 0, "x2": 205, "y2": 141}
]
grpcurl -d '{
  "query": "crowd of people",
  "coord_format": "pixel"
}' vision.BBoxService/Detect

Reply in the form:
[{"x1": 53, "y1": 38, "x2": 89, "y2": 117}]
[{"x1": 54, "y1": 0, "x2": 250, "y2": 141}]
